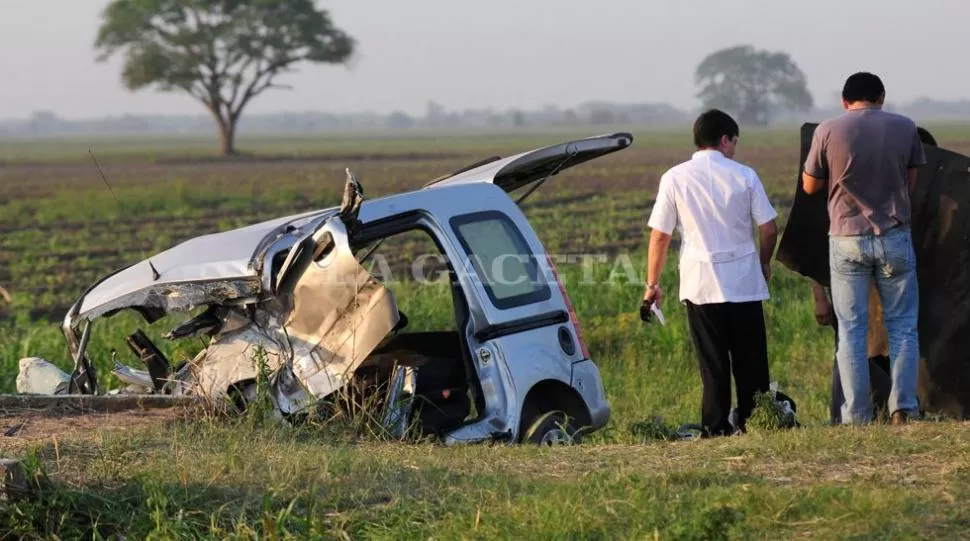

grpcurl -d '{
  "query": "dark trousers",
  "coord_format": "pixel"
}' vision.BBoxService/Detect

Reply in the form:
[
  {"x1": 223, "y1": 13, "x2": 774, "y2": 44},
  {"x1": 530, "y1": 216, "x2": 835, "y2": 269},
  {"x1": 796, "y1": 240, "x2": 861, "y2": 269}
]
[
  {"x1": 827, "y1": 321, "x2": 892, "y2": 424},
  {"x1": 686, "y1": 300, "x2": 771, "y2": 437}
]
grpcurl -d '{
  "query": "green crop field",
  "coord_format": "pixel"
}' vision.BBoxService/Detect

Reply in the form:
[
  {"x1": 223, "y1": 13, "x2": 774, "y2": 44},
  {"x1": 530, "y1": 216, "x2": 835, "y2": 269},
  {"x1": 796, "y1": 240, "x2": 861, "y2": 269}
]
[{"x1": 3, "y1": 125, "x2": 970, "y2": 539}]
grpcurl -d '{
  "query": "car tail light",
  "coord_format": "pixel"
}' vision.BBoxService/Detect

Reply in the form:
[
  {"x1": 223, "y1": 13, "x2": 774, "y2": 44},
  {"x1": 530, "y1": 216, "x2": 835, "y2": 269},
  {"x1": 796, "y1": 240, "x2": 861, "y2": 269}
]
[{"x1": 544, "y1": 254, "x2": 590, "y2": 359}]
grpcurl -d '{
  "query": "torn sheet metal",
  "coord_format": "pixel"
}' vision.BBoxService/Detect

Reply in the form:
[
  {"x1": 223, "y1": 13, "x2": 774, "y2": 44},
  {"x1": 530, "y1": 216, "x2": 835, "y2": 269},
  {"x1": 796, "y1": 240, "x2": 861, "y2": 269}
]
[
  {"x1": 69, "y1": 209, "x2": 343, "y2": 329},
  {"x1": 167, "y1": 305, "x2": 253, "y2": 341},
  {"x1": 75, "y1": 211, "x2": 328, "y2": 319},
  {"x1": 183, "y1": 323, "x2": 288, "y2": 404},
  {"x1": 271, "y1": 362, "x2": 311, "y2": 415},
  {"x1": 382, "y1": 366, "x2": 417, "y2": 438},
  {"x1": 111, "y1": 361, "x2": 154, "y2": 391},
  {"x1": 282, "y1": 225, "x2": 400, "y2": 400},
  {"x1": 78, "y1": 279, "x2": 262, "y2": 324},
  {"x1": 160, "y1": 218, "x2": 401, "y2": 411}
]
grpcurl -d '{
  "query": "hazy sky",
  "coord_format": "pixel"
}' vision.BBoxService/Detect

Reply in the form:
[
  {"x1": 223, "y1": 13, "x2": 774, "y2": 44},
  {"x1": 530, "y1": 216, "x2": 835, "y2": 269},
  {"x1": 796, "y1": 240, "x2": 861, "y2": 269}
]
[{"x1": 3, "y1": 0, "x2": 968, "y2": 119}]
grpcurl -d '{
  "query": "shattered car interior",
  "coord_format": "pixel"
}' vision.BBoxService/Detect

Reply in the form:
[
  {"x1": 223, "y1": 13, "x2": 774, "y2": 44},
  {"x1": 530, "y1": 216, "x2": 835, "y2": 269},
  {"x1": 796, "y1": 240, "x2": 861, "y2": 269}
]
[{"x1": 18, "y1": 134, "x2": 630, "y2": 445}]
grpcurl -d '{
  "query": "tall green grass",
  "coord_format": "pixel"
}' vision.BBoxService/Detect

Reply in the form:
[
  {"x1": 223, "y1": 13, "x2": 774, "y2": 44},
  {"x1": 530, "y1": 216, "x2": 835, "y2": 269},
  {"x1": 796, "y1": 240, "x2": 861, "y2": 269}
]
[{"x1": 3, "y1": 416, "x2": 970, "y2": 539}]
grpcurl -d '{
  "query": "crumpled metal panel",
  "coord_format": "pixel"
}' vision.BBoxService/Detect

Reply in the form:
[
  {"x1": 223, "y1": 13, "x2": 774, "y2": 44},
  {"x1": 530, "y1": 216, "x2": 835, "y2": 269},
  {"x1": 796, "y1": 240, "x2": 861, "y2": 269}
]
[
  {"x1": 184, "y1": 323, "x2": 288, "y2": 404},
  {"x1": 283, "y1": 233, "x2": 400, "y2": 399},
  {"x1": 173, "y1": 220, "x2": 399, "y2": 410},
  {"x1": 78, "y1": 279, "x2": 262, "y2": 322},
  {"x1": 76, "y1": 209, "x2": 328, "y2": 321},
  {"x1": 382, "y1": 366, "x2": 417, "y2": 438},
  {"x1": 111, "y1": 362, "x2": 154, "y2": 390}
]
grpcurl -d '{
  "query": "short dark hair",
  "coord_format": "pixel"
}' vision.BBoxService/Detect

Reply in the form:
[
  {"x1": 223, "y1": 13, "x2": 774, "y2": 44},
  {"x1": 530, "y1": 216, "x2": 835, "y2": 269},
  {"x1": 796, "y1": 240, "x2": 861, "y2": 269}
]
[
  {"x1": 842, "y1": 72, "x2": 885, "y2": 103},
  {"x1": 693, "y1": 109, "x2": 739, "y2": 148}
]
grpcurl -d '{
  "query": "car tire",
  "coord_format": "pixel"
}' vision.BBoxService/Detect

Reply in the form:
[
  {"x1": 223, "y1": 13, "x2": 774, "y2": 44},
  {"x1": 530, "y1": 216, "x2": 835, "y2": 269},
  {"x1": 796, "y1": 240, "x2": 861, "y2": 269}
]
[{"x1": 522, "y1": 410, "x2": 582, "y2": 445}]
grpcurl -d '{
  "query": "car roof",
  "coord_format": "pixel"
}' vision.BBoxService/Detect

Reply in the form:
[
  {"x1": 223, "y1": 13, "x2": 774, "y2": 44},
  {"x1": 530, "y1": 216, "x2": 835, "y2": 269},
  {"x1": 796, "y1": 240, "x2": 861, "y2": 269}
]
[{"x1": 75, "y1": 208, "x2": 334, "y2": 320}]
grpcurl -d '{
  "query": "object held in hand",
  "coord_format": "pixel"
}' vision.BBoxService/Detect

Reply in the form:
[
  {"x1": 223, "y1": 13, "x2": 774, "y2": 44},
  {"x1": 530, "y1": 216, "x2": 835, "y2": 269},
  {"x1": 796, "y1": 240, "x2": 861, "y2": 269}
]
[
  {"x1": 640, "y1": 300, "x2": 666, "y2": 325},
  {"x1": 639, "y1": 300, "x2": 652, "y2": 322}
]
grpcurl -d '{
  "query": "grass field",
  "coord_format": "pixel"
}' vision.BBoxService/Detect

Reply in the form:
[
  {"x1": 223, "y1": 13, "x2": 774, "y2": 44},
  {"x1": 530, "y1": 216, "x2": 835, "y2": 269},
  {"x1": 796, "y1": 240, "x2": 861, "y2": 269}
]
[{"x1": 2, "y1": 125, "x2": 970, "y2": 539}]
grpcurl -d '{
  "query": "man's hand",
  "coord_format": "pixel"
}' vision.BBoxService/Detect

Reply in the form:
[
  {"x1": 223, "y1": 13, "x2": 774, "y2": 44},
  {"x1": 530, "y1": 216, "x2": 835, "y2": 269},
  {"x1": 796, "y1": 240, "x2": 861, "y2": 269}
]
[
  {"x1": 643, "y1": 286, "x2": 663, "y2": 308},
  {"x1": 758, "y1": 219, "x2": 777, "y2": 285},
  {"x1": 810, "y1": 279, "x2": 834, "y2": 326},
  {"x1": 641, "y1": 287, "x2": 663, "y2": 323},
  {"x1": 814, "y1": 296, "x2": 834, "y2": 326}
]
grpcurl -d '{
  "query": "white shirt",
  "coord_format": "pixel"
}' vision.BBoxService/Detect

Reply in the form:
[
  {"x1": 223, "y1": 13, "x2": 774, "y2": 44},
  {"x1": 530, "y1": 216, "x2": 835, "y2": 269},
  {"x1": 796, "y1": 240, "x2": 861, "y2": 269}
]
[{"x1": 647, "y1": 149, "x2": 778, "y2": 305}]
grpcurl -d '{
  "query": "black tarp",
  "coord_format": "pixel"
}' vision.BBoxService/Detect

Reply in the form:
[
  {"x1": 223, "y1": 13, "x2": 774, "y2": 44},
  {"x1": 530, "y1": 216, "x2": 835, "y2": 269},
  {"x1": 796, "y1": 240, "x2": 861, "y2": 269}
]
[{"x1": 776, "y1": 123, "x2": 970, "y2": 418}]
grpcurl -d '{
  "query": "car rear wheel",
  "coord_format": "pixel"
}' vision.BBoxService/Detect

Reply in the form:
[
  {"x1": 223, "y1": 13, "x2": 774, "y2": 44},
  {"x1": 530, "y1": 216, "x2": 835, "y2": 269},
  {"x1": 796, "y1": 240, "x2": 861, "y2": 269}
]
[{"x1": 522, "y1": 410, "x2": 582, "y2": 445}]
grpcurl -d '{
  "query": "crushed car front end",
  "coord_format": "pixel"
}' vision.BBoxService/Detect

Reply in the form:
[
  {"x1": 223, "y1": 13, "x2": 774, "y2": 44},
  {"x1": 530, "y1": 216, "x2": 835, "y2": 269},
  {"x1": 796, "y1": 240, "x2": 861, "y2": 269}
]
[{"x1": 46, "y1": 173, "x2": 414, "y2": 423}]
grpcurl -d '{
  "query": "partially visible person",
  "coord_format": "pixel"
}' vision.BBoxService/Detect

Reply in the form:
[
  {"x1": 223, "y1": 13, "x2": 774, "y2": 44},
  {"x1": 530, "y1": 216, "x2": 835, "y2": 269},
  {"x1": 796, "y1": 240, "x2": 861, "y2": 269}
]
[
  {"x1": 643, "y1": 108, "x2": 778, "y2": 437},
  {"x1": 810, "y1": 278, "x2": 891, "y2": 423},
  {"x1": 802, "y1": 71, "x2": 927, "y2": 425}
]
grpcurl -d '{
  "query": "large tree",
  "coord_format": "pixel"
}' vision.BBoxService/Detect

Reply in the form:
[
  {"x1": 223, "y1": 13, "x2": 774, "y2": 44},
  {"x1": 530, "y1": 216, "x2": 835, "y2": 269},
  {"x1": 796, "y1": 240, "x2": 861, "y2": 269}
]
[
  {"x1": 694, "y1": 45, "x2": 813, "y2": 126},
  {"x1": 94, "y1": 0, "x2": 355, "y2": 155}
]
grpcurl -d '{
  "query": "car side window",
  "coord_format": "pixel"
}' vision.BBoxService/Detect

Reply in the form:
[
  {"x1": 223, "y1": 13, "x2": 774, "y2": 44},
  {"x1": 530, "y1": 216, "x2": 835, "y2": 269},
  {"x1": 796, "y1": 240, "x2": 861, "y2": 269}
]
[{"x1": 450, "y1": 211, "x2": 551, "y2": 309}]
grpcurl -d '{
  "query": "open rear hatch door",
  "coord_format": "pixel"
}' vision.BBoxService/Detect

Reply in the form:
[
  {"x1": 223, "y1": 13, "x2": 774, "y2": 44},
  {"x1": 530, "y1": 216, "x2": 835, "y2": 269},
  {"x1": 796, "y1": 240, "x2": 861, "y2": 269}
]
[{"x1": 425, "y1": 132, "x2": 633, "y2": 201}]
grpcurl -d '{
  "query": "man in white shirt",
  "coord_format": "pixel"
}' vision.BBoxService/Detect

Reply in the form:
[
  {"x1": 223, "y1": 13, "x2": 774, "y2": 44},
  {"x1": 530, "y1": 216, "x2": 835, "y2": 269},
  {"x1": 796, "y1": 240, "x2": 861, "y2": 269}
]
[{"x1": 643, "y1": 109, "x2": 779, "y2": 437}]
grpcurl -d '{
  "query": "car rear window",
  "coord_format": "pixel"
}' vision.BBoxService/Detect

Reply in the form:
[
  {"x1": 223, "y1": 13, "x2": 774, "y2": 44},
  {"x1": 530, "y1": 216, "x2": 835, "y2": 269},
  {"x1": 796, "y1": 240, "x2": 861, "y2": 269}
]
[{"x1": 450, "y1": 211, "x2": 551, "y2": 309}]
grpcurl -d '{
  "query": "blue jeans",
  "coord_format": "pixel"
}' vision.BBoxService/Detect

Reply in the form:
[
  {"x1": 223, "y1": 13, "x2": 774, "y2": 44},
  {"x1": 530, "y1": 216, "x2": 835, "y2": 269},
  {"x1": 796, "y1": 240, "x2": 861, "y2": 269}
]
[{"x1": 829, "y1": 227, "x2": 920, "y2": 424}]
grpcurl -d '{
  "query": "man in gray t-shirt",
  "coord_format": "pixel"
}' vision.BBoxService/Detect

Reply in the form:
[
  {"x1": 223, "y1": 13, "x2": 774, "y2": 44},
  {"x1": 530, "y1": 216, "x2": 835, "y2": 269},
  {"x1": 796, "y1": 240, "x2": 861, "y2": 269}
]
[{"x1": 802, "y1": 71, "x2": 927, "y2": 426}]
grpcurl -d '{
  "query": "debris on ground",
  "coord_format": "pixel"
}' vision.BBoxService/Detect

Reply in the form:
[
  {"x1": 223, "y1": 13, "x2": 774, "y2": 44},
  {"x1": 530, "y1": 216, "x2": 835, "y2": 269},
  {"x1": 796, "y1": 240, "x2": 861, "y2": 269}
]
[
  {"x1": 744, "y1": 384, "x2": 798, "y2": 433},
  {"x1": 629, "y1": 416, "x2": 681, "y2": 442}
]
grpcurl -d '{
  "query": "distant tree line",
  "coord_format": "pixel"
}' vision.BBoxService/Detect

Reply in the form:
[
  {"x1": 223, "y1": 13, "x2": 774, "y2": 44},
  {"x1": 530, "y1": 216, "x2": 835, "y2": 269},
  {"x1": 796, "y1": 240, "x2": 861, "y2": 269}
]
[
  {"x1": 0, "y1": 101, "x2": 697, "y2": 137},
  {"x1": 5, "y1": 95, "x2": 970, "y2": 139}
]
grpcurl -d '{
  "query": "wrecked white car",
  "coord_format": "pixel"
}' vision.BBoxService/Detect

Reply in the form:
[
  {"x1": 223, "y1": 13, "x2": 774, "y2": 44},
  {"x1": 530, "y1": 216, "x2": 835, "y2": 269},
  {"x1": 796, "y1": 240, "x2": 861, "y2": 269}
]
[{"x1": 21, "y1": 133, "x2": 631, "y2": 445}]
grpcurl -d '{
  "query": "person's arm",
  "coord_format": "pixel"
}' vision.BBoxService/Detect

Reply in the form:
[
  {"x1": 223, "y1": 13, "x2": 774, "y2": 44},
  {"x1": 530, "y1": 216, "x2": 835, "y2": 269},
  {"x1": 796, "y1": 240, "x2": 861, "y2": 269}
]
[
  {"x1": 802, "y1": 171, "x2": 826, "y2": 195},
  {"x1": 644, "y1": 229, "x2": 671, "y2": 306},
  {"x1": 810, "y1": 279, "x2": 833, "y2": 326},
  {"x1": 906, "y1": 168, "x2": 919, "y2": 194},
  {"x1": 758, "y1": 220, "x2": 777, "y2": 282},
  {"x1": 749, "y1": 169, "x2": 779, "y2": 282},
  {"x1": 644, "y1": 173, "x2": 677, "y2": 306},
  {"x1": 802, "y1": 128, "x2": 829, "y2": 195},
  {"x1": 907, "y1": 125, "x2": 928, "y2": 194}
]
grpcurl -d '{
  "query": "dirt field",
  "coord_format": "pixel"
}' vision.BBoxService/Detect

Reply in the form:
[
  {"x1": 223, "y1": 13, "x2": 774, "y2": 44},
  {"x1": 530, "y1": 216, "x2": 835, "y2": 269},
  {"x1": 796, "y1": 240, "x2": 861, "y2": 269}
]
[{"x1": 0, "y1": 406, "x2": 185, "y2": 441}]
